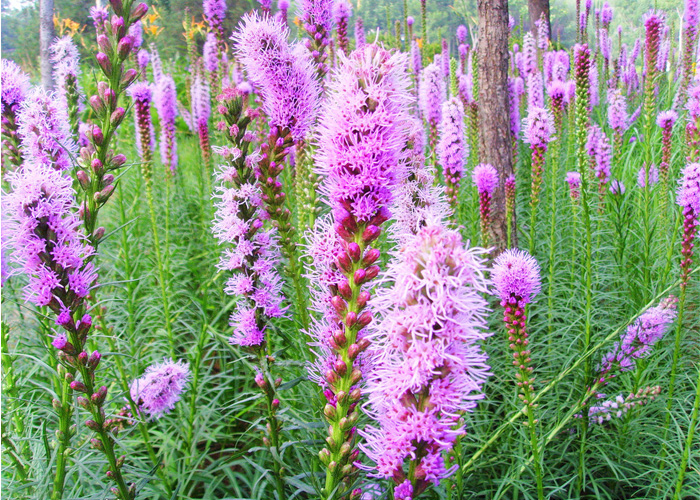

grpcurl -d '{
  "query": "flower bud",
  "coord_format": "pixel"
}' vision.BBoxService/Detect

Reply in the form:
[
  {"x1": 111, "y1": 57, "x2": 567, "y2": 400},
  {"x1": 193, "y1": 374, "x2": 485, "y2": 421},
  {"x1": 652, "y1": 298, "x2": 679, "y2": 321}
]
[
  {"x1": 78, "y1": 351, "x2": 88, "y2": 365},
  {"x1": 121, "y1": 68, "x2": 138, "y2": 86},
  {"x1": 111, "y1": 154, "x2": 127, "y2": 168},
  {"x1": 117, "y1": 36, "x2": 134, "y2": 59},
  {"x1": 89, "y1": 95, "x2": 106, "y2": 115},
  {"x1": 364, "y1": 265, "x2": 380, "y2": 281},
  {"x1": 108, "y1": 0, "x2": 123, "y2": 15},
  {"x1": 131, "y1": 3, "x2": 149, "y2": 22},
  {"x1": 357, "y1": 311, "x2": 372, "y2": 328},
  {"x1": 96, "y1": 52, "x2": 112, "y2": 76},
  {"x1": 90, "y1": 437, "x2": 103, "y2": 450},
  {"x1": 94, "y1": 185, "x2": 115, "y2": 204},
  {"x1": 347, "y1": 343, "x2": 360, "y2": 360},
  {"x1": 337, "y1": 280, "x2": 352, "y2": 299},
  {"x1": 362, "y1": 248, "x2": 380, "y2": 266},
  {"x1": 88, "y1": 351, "x2": 102, "y2": 370},
  {"x1": 77, "y1": 396, "x2": 90, "y2": 409},
  {"x1": 353, "y1": 269, "x2": 366, "y2": 286},
  {"x1": 319, "y1": 448, "x2": 331, "y2": 465},
  {"x1": 102, "y1": 174, "x2": 115, "y2": 186},
  {"x1": 85, "y1": 419, "x2": 101, "y2": 431},
  {"x1": 333, "y1": 358, "x2": 347, "y2": 376},
  {"x1": 92, "y1": 126, "x2": 104, "y2": 146},
  {"x1": 116, "y1": 455, "x2": 125, "y2": 468},
  {"x1": 330, "y1": 295, "x2": 347, "y2": 315},
  {"x1": 336, "y1": 251, "x2": 352, "y2": 273},
  {"x1": 76, "y1": 170, "x2": 90, "y2": 190},
  {"x1": 110, "y1": 107, "x2": 125, "y2": 127},
  {"x1": 345, "y1": 311, "x2": 357, "y2": 328},
  {"x1": 349, "y1": 368, "x2": 362, "y2": 385},
  {"x1": 347, "y1": 242, "x2": 361, "y2": 261},
  {"x1": 362, "y1": 225, "x2": 381, "y2": 243},
  {"x1": 91, "y1": 385, "x2": 108, "y2": 406},
  {"x1": 356, "y1": 291, "x2": 370, "y2": 309},
  {"x1": 323, "y1": 403, "x2": 336, "y2": 419}
]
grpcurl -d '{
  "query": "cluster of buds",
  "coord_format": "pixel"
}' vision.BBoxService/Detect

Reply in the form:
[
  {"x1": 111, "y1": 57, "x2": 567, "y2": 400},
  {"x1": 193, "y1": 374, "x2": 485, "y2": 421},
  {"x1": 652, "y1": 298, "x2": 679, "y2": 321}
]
[
  {"x1": 472, "y1": 163, "x2": 499, "y2": 247},
  {"x1": 586, "y1": 386, "x2": 662, "y2": 425},
  {"x1": 300, "y1": 0, "x2": 334, "y2": 78}
]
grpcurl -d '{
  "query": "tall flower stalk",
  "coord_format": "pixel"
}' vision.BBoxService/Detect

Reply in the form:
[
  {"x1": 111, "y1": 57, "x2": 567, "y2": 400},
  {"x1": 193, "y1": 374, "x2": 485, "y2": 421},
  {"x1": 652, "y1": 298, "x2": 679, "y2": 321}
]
[
  {"x1": 1, "y1": 60, "x2": 30, "y2": 172},
  {"x1": 50, "y1": 36, "x2": 83, "y2": 140},
  {"x1": 234, "y1": 13, "x2": 320, "y2": 330},
  {"x1": 437, "y1": 97, "x2": 466, "y2": 212},
  {"x1": 657, "y1": 110, "x2": 678, "y2": 218},
  {"x1": 420, "y1": 62, "x2": 446, "y2": 162},
  {"x1": 472, "y1": 163, "x2": 498, "y2": 247},
  {"x1": 300, "y1": 0, "x2": 334, "y2": 79},
  {"x1": 212, "y1": 86, "x2": 289, "y2": 499},
  {"x1": 493, "y1": 249, "x2": 544, "y2": 500},
  {"x1": 311, "y1": 45, "x2": 412, "y2": 500}
]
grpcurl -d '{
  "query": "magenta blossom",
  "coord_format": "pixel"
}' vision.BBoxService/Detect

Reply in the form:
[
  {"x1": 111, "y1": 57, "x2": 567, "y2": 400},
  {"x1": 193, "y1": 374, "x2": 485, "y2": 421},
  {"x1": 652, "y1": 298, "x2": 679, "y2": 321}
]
[
  {"x1": 472, "y1": 163, "x2": 499, "y2": 195},
  {"x1": 130, "y1": 358, "x2": 190, "y2": 419},
  {"x1": 492, "y1": 249, "x2": 541, "y2": 305}
]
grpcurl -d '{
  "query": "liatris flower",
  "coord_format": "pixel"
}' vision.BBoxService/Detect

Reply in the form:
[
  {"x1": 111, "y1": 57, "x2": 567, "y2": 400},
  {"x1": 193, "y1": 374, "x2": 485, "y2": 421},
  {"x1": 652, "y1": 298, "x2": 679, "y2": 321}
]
[
  {"x1": 191, "y1": 69, "x2": 212, "y2": 170},
  {"x1": 149, "y1": 43, "x2": 163, "y2": 85},
  {"x1": 420, "y1": 62, "x2": 446, "y2": 157},
  {"x1": 299, "y1": 0, "x2": 334, "y2": 78},
  {"x1": 588, "y1": 386, "x2": 662, "y2": 424},
  {"x1": 128, "y1": 20, "x2": 143, "y2": 49},
  {"x1": 505, "y1": 174, "x2": 516, "y2": 248},
  {"x1": 137, "y1": 49, "x2": 150, "y2": 77},
  {"x1": 393, "y1": 119, "x2": 450, "y2": 240},
  {"x1": 154, "y1": 74, "x2": 178, "y2": 174},
  {"x1": 535, "y1": 14, "x2": 549, "y2": 50},
  {"x1": 567, "y1": 172, "x2": 582, "y2": 200},
  {"x1": 657, "y1": 110, "x2": 677, "y2": 198},
  {"x1": 360, "y1": 224, "x2": 492, "y2": 495},
  {"x1": 90, "y1": 6, "x2": 109, "y2": 34},
  {"x1": 473, "y1": 163, "x2": 499, "y2": 246},
  {"x1": 508, "y1": 77, "x2": 522, "y2": 138},
  {"x1": 355, "y1": 16, "x2": 365, "y2": 49},
  {"x1": 257, "y1": 0, "x2": 272, "y2": 14},
  {"x1": 677, "y1": 0, "x2": 699, "y2": 108},
  {"x1": 459, "y1": 43, "x2": 469, "y2": 74},
  {"x1": 678, "y1": 163, "x2": 700, "y2": 287},
  {"x1": 686, "y1": 83, "x2": 700, "y2": 162},
  {"x1": 527, "y1": 72, "x2": 544, "y2": 109},
  {"x1": 50, "y1": 36, "x2": 82, "y2": 137},
  {"x1": 1, "y1": 59, "x2": 30, "y2": 170},
  {"x1": 589, "y1": 62, "x2": 599, "y2": 108},
  {"x1": 203, "y1": 32, "x2": 219, "y2": 87},
  {"x1": 438, "y1": 97, "x2": 467, "y2": 210},
  {"x1": 456, "y1": 24, "x2": 467, "y2": 44},
  {"x1": 234, "y1": 14, "x2": 319, "y2": 143},
  {"x1": 574, "y1": 44, "x2": 592, "y2": 174},
  {"x1": 334, "y1": 1, "x2": 351, "y2": 55},
  {"x1": 129, "y1": 82, "x2": 155, "y2": 165},
  {"x1": 609, "y1": 179, "x2": 626, "y2": 195},
  {"x1": 3, "y1": 161, "x2": 96, "y2": 307},
  {"x1": 586, "y1": 125, "x2": 612, "y2": 195},
  {"x1": 411, "y1": 40, "x2": 422, "y2": 78},
  {"x1": 643, "y1": 11, "x2": 665, "y2": 119},
  {"x1": 17, "y1": 87, "x2": 77, "y2": 172},
  {"x1": 277, "y1": 0, "x2": 289, "y2": 25},
  {"x1": 203, "y1": 0, "x2": 227, "y2": 46},
  {"x1": 313, "y1": 44, "x2": 412, "y2": 499},
  {"x1": 492, "y1": 249, "x2": 544, "y2": 495},
  {"x1": 600, "y1": 1, "x2": 613, "y2": 28},
  {"x1": 637, "y1": 164, "x2": 659, "y2": 188},
  {"x1": 607, "y1": 88, "x2": 628, "y2": 163},
  {"x1": 524, "y1": 106, "x2": 554, "y2": 217},
  {"x1": 441, "y1": 38, "x2": 450, "y2": 78},
  {"x1": 130, "y1": 358, "x2": 190, "y2": 419},
  {"x1": 522, "y1": 32, "x2": 537, "y2": 76},
  {"x1": 598, "y1": 297, "x2": 677, "y2": 380}
]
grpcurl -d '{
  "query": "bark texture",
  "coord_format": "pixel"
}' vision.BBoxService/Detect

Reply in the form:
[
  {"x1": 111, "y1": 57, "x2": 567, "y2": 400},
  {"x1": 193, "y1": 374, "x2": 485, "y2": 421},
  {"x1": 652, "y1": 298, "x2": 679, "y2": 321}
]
[
  {"x1": 477, "y1": 0, "x2": 515, "y2": 253},
  {"x1": 39, "y1": 0, "x2": 55, "y2": 90},
  {"x1": 528, "y1": 0, "x2": 551, "y2": 38}
]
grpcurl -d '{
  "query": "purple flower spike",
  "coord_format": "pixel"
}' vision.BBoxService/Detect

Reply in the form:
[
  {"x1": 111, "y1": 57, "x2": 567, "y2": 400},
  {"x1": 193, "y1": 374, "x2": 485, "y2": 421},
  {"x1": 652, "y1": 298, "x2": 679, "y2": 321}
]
[
  {"x1": 17, "y1": 87, "x2": 77, "y2": 171},
  {"x1": 420, "y1": 62, "x2": 446, "y2": 151},
  {"x1": 566, "y1": 171, "x2": 582, "y2": 200},
  {"x1": 234, "y1": 13, "x2": 319, "y2": 141},
  {"x1": 456, "y1": 24, "x2": 467, "y2": 44},
  {"x1": 637, "y1": 164, "x2": 659, "y2": 188},
  {"x1": 438, "y1": 97, "x2": 466, "y2": 209},
  {"x1": 130, "y1": 358, "x2": 190, "y2": 419},
  {"x1": 1, "y1": 59, "x2": 31, "y2": 169},
  {"x1": 492, "y1": 249, "x2": 541, "y2": 305},
  {"x1": 473, "y1": 163, "x2": 499, "y2": 195},
  {"x1": 678, "y1": 163, "x2": 700, "y2": 286},
  {"x1": 154, "y1": 74, "x2": 178, "y2": 173},
  {"x1": 360, "y1": 224, "x2": 492, "y2": 490}
]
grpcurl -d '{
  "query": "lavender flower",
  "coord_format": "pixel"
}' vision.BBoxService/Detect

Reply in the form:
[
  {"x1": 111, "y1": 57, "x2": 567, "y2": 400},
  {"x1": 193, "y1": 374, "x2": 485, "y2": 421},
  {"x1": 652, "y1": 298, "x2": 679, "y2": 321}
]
[
  {"x1": 598, "y1": 298, "x2": 677, "y2": 379},
  {"x1": 411, "y1": 40, "x2": 422, "y2": 77},
  {"x1": 17, "y1": 87, "x2": 77, "y2": 171},
  {"x1": 637, "y1": 164, "x2": 659, "y2": 188},
  {"x1": 438, "y1": 97, "x2": 466, "y2": 209},
  {"x1": 472, "y1": 163, "x2": 498, "y2": 246},
  {"x1": 441, "y1": 38, "x2": 450, "y2": 78},
  {"x1": 191, "y1": 69, "x2": 212, "y2": 168},
  {"x1": 609, "y1": 179, "x2": 626, "y2": 195},
  {"x1": 129, "y1": 82, "x2": 155, "y2": 163},
  {"x1": 419, "y1": 62, "x2": 446, "y2": 153},
  {"x1": 588, "y1": 386, "x2": 661, "y2": 424},
  {"x1": 586, "y1": 125, "x2": 612, "y2": 194},
  {"x1": 90, "y1": 6, "x2": 109, "y2": 34},
  {"x1": 203, "y1": 0, "x2": 227, "y2": 43},
  {"x1": 678, "y1": 163, "x2": 700, "y2": 286},
  {"x1": 50, "y1": 36, "x2": 82, "y2": 134},
  {"x1": 299, "y1": 0, "x2": 334, "y2": 77},
  {"x1": 234, "y1": 14, "x2": 319, "y2": 142},
  {"x1": 355, "y1": 17, "x2": 365, "y2": 48},
  {"x1": 203, "y1": 32, "x2": 219, "y2": 75},
  {"x1": 137, "y1": 49, "x2": 150, "y2": 76},
  {"x1": 334, "y1": 1, "x2": 352, "y2": 55},
  {"x1": 567, "y1": 171, "x2": 582, "y2": 200},
  {"x1": 522, "y1": 32, "x2": 537, "y2": 76},
  {"x1": 3, "y1": 161, "x2": 97, "y2": 307},
  {"x1": 128, "y1": 20, "x2": 143, "y2": 49},
  {"x1": 607, "y1": 88, "x2": 628, "y2": 134},
  {"x1": 1, "y1": 59, "x2": 30, "y2": 169},
  {"x1": 154, "y1": 75, "x2": 178, "y2": 173},
  {"x1": 360, "y1": 224, "x2": 491, "y2": 493},
  {"x1": 526, "y1": 72, "x2": 544, "y2": 109},
  {"x1": 492, "y1": 249, "x2": 541, "y2": 305},
  {"x1": 524, "y1": 106, "x2": 554, "y2": 211},
  {"x1": 130, "y1": 358, "x2": 190, "y2": 419}
]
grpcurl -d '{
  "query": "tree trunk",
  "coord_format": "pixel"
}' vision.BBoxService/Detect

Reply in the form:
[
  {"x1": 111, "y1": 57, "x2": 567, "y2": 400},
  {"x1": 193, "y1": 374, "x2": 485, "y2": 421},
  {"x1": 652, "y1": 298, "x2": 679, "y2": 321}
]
[
  {"x1": 528, "y1": 0, "x2": 551, "y2": 38},
  {"x1": 39, "y1": 0, "x2": 55, "y2": 90},
  {"x1": 477, "y1": 0, "x2": 515, "y2": 253}
]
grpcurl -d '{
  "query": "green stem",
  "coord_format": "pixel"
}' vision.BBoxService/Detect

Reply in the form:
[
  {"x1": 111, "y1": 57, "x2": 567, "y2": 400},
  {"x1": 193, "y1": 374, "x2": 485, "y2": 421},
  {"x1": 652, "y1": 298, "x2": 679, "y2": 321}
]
[{"x1": 673, "y1": 365, "x2": 700, "y2": 500}]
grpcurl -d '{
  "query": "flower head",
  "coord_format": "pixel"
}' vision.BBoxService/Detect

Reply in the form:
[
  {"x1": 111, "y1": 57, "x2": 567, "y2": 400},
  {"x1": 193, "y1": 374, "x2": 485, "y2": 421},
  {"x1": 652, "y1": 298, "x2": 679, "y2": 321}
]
[
  {"x1": 677, "y1": 163, "x2": 700, "y2": 212},
  {"x1": 456, "y1": 24, "x2": 467, "y2": 44},
  {"x1": 656, "y1": 109, "x2": 678, "y2": 129},
  {"x1": 638, "y1": 164, "x2": 659, "y2": 188},
  {"x1": 438, "y1": 98, "x2": 467, "y2": 181},
  {"x1": 1, "y1": 59, "x2": 30, "y2": 113},
  {"x1": 233, "y1": 13, "x2": 319, "y2": 140},
  {"x1": 607, "y1": 88, "x2": 628, "y2": 132},
  {"x1": 420, "y1": 62, "x2": 446, "y2": 126},
  {"x1": 472, "y1": 163, "x2": 499, "y2": 195},
  {"x1": 130, "y1": 358, "x2": 190, "y2": 419},
  {"x1": 17, "y1": 87, "x2": 76, "y2": 171},
  {"x1": 566, "y1": 171, "x2": 581, "y2": 199},
  {"x1": 492, "y1": 249, "x2": 541, "y2": 304},
  {"x1": 523, "y1": 106, "x2": 554, "y2": 147}
]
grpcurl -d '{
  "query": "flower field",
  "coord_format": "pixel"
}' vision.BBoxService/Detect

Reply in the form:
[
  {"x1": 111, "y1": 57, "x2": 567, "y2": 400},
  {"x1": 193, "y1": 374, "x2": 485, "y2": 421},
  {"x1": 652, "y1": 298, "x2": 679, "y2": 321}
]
[{"x1": 1, "y1": 0, "x2": 699, "y2": 499}]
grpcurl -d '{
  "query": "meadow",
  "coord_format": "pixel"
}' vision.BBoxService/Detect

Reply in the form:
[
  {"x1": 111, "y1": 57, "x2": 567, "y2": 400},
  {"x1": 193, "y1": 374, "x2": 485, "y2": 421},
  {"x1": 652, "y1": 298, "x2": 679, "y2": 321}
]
[{"x1": 1, "y1": 0, "x2": 699, "y2": 499}]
